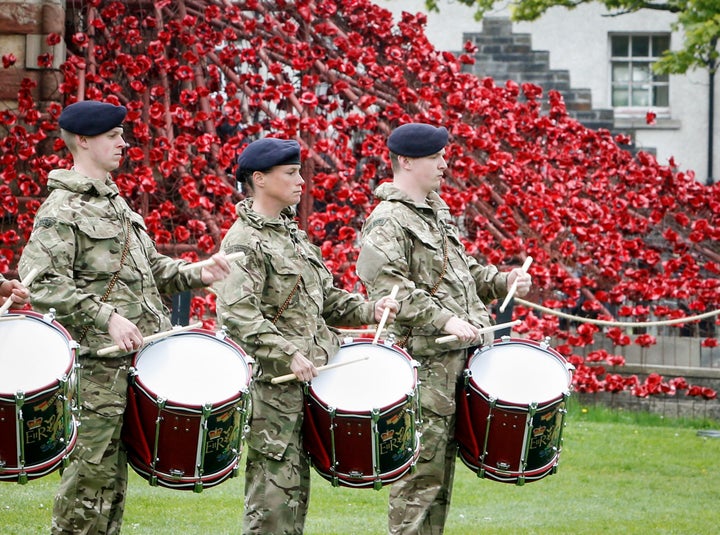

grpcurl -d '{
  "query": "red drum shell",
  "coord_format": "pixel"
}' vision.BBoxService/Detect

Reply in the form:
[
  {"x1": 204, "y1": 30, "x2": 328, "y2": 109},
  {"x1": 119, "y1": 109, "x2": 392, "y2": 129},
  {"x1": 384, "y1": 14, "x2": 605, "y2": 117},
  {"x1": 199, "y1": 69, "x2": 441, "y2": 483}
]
[
  {"x1": 0, "y1": 311, "x2": 78, "y2": 482},
  {"x1": 456, "y1": 338, "x2": 573, "y2": 485},
  {"x1": 303, "y1": 338, "x2": 420, "y2": 489},
  {"x1": 122, "y1": 329, "x2": 252, "y2": 491}
]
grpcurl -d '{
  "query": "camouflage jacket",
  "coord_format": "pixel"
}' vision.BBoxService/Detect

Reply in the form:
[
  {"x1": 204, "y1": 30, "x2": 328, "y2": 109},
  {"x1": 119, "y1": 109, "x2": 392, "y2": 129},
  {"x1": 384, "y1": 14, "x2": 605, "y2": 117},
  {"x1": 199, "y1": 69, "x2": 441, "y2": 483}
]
[
  {"x1": 18, "y1": 169, "x2": 204, "y2": 357},
  {"x1": 357, "y1": 182, "x2": 509, "y2": 358},
  {"x1": 215, "y1": 199, "x2": 376, "y2": 459}
]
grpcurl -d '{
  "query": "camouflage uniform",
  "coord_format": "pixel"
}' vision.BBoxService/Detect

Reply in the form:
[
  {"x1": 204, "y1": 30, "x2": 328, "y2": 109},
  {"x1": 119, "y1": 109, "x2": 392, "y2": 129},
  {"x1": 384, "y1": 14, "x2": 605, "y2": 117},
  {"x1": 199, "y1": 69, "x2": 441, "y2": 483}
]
[
  {"x1": 18, "y1": 169, "x2": 206, "y2": 535},
  {"x1": 357, "y1": 183, "x2": 509, "y2": 535},
  {"x1": 215, "y1": 199, "x2": 377, "y2": 535}
]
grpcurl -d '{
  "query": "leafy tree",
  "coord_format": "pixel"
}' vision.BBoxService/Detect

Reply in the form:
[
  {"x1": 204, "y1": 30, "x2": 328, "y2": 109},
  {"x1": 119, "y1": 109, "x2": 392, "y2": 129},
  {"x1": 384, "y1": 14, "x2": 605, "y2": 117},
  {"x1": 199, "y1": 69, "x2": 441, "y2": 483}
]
[{"x1": 434, "y1": 0, "x2": 719, "y2": 74}]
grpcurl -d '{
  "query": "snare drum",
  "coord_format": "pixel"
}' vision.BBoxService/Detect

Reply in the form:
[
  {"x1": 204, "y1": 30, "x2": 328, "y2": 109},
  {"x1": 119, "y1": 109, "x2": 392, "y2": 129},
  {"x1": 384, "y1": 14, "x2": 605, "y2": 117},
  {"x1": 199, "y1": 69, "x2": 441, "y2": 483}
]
[
  {"x1": 303, "y1": 338, "x2": 420, "y2": 489},
  {"x1": 0, "y1": 310, "x2": 78, "y2": 484},
  {"x1": 122, "y1": 328, "x2": 252, "y2": 492},
  {"x1": 456, "y1": 338, "x2": 573, "y2": 485}
]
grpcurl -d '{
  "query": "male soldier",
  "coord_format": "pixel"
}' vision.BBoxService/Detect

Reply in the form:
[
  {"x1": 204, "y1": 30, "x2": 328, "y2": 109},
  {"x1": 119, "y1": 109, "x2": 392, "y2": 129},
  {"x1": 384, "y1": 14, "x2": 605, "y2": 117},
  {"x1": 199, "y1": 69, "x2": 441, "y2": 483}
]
[
  {"x1": 18, "y1": 100, "x2": 230, "y2": 534},
  {"x1": 214, "y1": 137, "x2": 399, "y2": 534},
  {"x1": 0, "y1": 273, "x2": 29, "y2": 309},
  {"x1": 356, "y1": 123, "x2": 532, "y2": 534}
]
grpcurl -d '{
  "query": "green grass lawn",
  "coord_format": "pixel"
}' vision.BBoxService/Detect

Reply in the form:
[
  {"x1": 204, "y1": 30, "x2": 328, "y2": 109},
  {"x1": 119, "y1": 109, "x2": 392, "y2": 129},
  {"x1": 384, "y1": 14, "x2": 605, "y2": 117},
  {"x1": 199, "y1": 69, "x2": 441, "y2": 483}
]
[{"x1": 2, "y1": 404, "x2": 719, "y2": 534}]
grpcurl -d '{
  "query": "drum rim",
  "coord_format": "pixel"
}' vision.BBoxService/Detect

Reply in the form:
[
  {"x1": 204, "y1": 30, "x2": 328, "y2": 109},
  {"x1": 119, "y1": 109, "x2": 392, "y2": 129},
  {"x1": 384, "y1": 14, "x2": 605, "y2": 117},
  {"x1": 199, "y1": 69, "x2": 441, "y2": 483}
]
[
  {"x1": 467, "y1": 338, "x2": 572, "y2": 406},
  {"x1": 0, "y1": 310, "x2": 76, "y2": 396},
  {"x1": 306, "y1": 337, "x2": 418, "y2": 413},
  {"x1": 131, "y1": 328, "x2": 252, "y2": 408}
]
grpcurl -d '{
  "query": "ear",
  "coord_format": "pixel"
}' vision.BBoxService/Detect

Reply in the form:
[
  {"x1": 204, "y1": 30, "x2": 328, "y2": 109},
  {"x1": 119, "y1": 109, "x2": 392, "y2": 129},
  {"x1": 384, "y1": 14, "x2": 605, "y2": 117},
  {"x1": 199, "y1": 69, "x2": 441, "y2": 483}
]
[
  {"x1": 398, "y1": 155, "x2": 413, "y2": 170},
  {"x1": 251, "y1": 170, "x2": 265, "y2": 189},
  {"x1": 75, "y1": 134, "x2": 89, "y2": 149}
]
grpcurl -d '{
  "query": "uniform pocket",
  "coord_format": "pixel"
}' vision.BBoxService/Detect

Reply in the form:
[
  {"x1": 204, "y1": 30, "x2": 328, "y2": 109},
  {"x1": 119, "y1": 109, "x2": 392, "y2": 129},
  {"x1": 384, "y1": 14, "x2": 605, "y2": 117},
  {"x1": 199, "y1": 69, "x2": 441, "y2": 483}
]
[{"x1": 74, "y1": 217, "x2": 125, "y2": 275}]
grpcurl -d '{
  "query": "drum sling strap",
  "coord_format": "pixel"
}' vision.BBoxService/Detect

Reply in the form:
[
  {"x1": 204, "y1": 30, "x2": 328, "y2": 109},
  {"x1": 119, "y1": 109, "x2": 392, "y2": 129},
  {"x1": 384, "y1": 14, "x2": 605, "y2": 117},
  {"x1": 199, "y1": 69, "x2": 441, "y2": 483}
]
[
  {"x1": 397, "y1": 228, "x2": 448, "y2": 348},
  {"x1": 271, "y1": 274, "x2": 302, "y2": 325},
  {"x1": 78, "y1": 216, "x2": 133, "y2": 343}
]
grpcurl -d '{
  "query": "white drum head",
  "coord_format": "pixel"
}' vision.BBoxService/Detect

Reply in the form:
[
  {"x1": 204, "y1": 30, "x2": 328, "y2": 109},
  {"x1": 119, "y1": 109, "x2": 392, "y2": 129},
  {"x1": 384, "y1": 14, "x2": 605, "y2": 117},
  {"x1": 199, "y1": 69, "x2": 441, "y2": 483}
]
[
  {"x1": 310, "y1": 341, "x2": 415, "y2": 412},
  {"x1": 0, "y1": 314, "x2": 72, "y2": 393},
  {"x1": 469, "y1": 341, "x2": 570, "y2": 405},
  {"x1": 134, "y1": 332, "x2": 249, "y2": 406}
]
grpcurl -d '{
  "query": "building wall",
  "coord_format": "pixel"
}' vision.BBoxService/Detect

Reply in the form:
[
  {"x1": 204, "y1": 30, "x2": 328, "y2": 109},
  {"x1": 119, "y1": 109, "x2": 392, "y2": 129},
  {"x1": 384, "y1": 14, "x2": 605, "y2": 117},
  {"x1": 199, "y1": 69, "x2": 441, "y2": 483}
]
[{"x1": 377, "y1": 0, "x2": 719, "y2": 184}]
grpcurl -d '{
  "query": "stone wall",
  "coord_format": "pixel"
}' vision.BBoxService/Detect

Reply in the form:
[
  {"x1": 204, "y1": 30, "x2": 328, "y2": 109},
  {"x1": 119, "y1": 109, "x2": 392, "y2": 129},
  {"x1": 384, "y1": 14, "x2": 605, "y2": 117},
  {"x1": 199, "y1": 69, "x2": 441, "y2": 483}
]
[{"x1": 0, "y1": 0, "x2": 65, "y2": 105}]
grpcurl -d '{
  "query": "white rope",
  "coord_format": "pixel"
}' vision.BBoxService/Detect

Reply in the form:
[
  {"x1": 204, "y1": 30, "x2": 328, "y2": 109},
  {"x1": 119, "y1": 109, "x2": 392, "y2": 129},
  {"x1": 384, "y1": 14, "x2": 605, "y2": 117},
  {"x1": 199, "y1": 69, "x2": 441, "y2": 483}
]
[{"x1": 514, "y1": 297, "x2": 720, "y2": 328}]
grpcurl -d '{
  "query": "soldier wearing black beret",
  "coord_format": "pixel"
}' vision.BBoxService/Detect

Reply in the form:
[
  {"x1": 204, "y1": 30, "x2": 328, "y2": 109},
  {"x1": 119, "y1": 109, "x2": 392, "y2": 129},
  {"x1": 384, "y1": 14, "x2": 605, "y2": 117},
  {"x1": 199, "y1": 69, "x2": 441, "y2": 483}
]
[
  {"x1": 19, "y1": 100, "x2": 231, "y2": 534},
  {"x1": 357, "y1": 122, "x2": 533, "y2": 534},
  {"x1": 215, "y1": 136, "x2": 399, "y2": 533}
]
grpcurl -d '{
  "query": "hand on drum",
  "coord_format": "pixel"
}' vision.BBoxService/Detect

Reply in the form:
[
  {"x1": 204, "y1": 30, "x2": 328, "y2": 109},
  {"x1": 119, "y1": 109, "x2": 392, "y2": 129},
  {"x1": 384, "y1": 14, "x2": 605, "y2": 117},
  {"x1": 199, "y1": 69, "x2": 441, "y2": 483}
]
[
  {"x1": 442, "y1": 316, "x2": 481, "y2": 343},
  {"x1": 290, "y1": 351, "x2": 318, "y2": 383},
  {"x1": 506, "y1": 268, "x2": 532, "y2": 297},
  {"x1": 0, "y1": 279, "x2": 30, "y2": 310},
  {"x1": 199, "y1": 252, "x2": 232, "y2": 285},
  {"x1": 108, "y1": 312, "x2": 144, "y2": 353},
  {"x1": 373, "y1": 295, "x2": 399, "y2": 324}
]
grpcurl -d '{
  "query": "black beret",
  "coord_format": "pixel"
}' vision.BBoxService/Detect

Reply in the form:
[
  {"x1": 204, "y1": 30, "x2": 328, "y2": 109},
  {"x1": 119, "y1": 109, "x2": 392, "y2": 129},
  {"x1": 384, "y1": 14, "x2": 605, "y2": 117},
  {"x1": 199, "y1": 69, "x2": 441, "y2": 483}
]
[
  {"x1": 59, "y1": 101, "x2": 127, "y2": 136},
  {"x1": 387, "y1": 123, "x2": 448, "y2": 157},
  {"x1": 236, "y1": 138, "x2": 301, "y2": 175}
]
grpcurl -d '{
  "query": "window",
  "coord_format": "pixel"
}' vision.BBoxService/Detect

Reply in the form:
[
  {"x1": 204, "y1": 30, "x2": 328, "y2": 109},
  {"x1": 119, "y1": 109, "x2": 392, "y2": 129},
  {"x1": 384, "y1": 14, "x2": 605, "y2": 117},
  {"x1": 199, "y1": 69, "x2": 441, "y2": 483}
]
[{"x1": 610, "y1": 34, "x2": 670, "y2": 109}]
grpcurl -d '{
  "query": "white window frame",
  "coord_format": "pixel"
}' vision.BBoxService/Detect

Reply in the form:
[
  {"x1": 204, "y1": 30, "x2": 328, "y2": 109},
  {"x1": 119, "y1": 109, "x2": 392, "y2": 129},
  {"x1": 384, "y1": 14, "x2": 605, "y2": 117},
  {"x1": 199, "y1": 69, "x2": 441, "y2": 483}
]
[{"x1": 609, "y1": 33, "x2": 671, "y2": 121}]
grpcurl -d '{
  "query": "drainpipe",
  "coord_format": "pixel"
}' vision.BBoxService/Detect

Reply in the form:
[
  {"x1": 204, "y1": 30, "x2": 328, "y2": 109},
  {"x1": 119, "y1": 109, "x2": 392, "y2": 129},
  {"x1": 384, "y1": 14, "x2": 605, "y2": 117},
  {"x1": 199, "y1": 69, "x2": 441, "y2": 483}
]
[{"x1": 707, "y1": 37, "x2": 717, "y2": 186}]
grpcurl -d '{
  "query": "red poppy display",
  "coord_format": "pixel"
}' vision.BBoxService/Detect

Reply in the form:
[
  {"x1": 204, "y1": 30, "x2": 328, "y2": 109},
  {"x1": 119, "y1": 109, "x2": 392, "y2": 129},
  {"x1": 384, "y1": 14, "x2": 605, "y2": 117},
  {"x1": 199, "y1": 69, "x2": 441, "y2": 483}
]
[{"x1": 0, "y1": 0, "x2": 718, "y2": 400}]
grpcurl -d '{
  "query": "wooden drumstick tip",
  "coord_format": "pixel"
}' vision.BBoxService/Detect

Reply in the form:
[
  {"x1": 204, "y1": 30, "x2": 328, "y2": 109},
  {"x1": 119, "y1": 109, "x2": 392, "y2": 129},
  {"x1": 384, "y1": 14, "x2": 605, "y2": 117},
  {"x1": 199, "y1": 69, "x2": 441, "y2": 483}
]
[
  {"x1": 179, "y1": 251, "x2": 245, "y2": 273},
  {"x1": 0, "y1": 268, "x2": 39, "y2": 315},
  {"x1": 498, "y1": 256, "x2": 533, "y2": 314},
  {"x1": 372, "y1": 284, "x2": 399, "y2": 345}
]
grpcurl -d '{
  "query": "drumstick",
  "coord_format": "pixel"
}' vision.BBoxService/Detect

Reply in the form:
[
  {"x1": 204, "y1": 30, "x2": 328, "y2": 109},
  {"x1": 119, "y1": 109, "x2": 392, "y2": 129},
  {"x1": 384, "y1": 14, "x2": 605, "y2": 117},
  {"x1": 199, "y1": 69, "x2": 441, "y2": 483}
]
[
  {"x1": 435, "y1": 319, "x2": 522, "y2": 345},
  {"x1": 270, "y1": 355, "x2": 370, "y2": 385},
  {"x1": 498, "y1": 256, "x2": 533, "y2": 314},
  {"x1": 337, "y1": 327, "x2": 376, "y2": 336},
  {"x1": 0, "y1": 268, "x2": 39, "y2": 315},
  {"x1": 372, "y1": 285, "x2": 399, "y2": 345},
  {"x1": 178, "y1": 251, "x2": 245, "y2": 273},
  {"x1": 0, "y1": 314, "x2": 26, "y2": 321},
  {"x1": 97, "y1": 321, "x2": 203, "y2": 356}
]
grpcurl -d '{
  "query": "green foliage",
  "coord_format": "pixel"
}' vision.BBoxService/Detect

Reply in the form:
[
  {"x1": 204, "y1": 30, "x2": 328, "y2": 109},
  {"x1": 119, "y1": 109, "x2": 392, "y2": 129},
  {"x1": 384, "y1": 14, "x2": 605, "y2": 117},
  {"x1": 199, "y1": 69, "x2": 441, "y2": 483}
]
[{"x1": 428, "y1": 0, "x2": 720, "y2": 74}]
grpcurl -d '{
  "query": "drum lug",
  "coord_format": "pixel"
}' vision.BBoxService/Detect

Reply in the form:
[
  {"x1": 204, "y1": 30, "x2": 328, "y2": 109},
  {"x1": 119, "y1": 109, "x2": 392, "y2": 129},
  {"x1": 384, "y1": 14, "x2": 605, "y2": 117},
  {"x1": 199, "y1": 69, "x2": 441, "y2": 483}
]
[
  {"x1": 42, "y1": 308, "x2": 56, "y2": 323},
  {"x1": 215, "y1": 326, "x2": 228, "y2": 341}
]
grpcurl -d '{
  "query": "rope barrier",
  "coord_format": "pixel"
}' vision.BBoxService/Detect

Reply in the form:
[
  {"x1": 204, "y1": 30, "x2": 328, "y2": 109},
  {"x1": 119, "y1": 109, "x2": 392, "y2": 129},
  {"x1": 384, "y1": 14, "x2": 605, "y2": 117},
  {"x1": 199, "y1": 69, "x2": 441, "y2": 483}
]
[{"x1": 514, "y1": 297, "x2": 720, "y2": 328}]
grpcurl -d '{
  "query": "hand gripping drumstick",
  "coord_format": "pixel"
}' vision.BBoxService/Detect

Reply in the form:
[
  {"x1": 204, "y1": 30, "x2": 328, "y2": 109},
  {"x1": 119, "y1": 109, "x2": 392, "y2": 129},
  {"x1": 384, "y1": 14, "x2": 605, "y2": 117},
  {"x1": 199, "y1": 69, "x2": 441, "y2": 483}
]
[
  {"x1": 178, "y1": 251, "x2": 245, "y2": 273},
  {"x1": 97, "y1": 321, "x2": 203, "y2": 356},
  {"x1": 435, "y1": 319, "x2": 522, "y2": 345},
  {"x1": 498, "y1": 256, "x2": 533, "y2": 314},
  {"x1": 372, "y1": 285, "x2": 399, "y2": 345},
  {"x1": 0, "y1": 268, "x2": 39, "y2": 315},
  {"x1": 271, "y1": 355, "x2": 370, "y2": 385}
]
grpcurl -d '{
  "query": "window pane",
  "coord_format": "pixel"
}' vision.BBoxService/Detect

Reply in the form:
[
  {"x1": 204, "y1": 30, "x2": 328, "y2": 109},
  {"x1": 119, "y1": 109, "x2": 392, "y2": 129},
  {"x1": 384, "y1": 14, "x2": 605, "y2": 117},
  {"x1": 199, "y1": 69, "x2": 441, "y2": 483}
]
[
  {"x1": 632, "y1": 36, "x2": 650, "y2": 57},
  {"x1": 655, "y1": 72, "x2": 669, "y2": 83},
  {"x1": 632, "y1": 88, "x2": 650, "y2": 107},
  {"x1": 612, "y1": 88, "x2": 629, "y2": 106},
  {"x1": 654, "y1": 85, "x2": 669, "y2": 107},
  {"x1": 632, "y1": 64, "x2": 651, "y2": 82},
  {"x1": 652, "y1": 35, "x2": 670, "y2": 55},
  {"x1": 612, "y1": 62, "x2": 630, "y2": 82},
  {"x1": 612, "y1": 36, "x2": 629, "y2": 57}
]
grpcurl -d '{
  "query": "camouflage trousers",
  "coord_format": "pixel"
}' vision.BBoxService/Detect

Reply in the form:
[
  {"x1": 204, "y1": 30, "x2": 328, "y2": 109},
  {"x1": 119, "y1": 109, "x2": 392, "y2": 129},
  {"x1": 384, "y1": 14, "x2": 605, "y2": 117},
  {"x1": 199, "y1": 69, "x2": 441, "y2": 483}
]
[
  {"x1": 388, "y1": 349, "x2": 465, "y2": 535},
  {"x1": 243, "y1": 415, "x2": 311, "y2": 534},
  {"x1": 52, "y1": 357, "x2": 130, "y2": 535}
]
